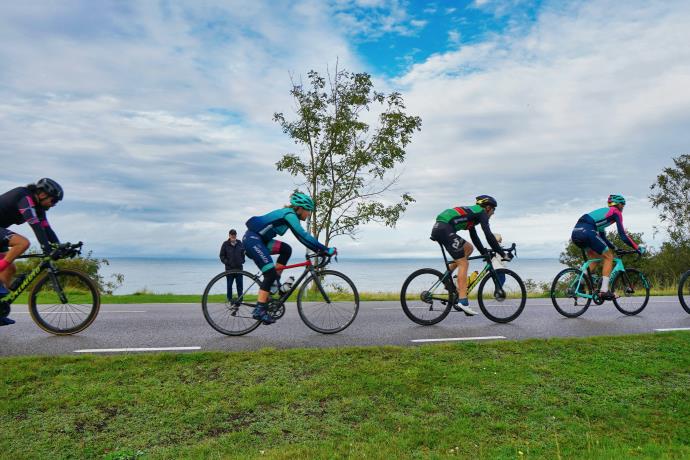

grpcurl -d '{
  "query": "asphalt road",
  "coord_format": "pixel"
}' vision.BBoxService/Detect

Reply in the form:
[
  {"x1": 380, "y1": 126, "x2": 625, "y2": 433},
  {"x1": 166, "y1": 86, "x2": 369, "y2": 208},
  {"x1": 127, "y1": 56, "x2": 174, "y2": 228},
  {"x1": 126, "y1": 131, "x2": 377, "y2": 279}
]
[{"x1": 1, "y1": 297, "x2": 689, "y2": 356}]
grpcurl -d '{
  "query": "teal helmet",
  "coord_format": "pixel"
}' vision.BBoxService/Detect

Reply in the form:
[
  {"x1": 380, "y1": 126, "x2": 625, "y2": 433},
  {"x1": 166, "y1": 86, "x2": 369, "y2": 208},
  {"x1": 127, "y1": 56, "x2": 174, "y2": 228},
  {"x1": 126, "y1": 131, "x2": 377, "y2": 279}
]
[
  {"x1": 290, "y1": 192, "x2": 315, "y2": 211},
  {"x1": 608, "y1": 194, "x2": 626, "y2": 206}
]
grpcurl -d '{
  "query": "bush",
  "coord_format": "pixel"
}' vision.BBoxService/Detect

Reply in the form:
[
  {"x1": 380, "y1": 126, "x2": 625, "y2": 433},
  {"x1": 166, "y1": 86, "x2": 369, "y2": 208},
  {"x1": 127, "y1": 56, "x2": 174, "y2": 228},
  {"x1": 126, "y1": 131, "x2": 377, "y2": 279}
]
[{"x1": 14, "y1": 250, "x2": 124, "y2": 294}]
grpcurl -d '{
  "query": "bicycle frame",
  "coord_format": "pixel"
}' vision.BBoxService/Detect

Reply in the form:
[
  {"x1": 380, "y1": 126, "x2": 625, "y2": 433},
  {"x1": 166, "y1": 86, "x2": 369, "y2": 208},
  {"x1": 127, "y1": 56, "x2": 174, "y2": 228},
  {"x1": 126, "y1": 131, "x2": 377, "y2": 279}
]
[
  {"x1": 570, "y1": 249, "x2": 645, "y2": 300},
  {"x1": 571, "y1": 257, "x2": 626, "y2": 300},
  {"x1": 239, "y1": 255, "x2": 333, "y2": 306},
  {"x1": 435, "y1": 242, "x2": 507, "y2": 296},
  {"x1": 0, "y1": 254, "x2": 56, "y2": 306}
]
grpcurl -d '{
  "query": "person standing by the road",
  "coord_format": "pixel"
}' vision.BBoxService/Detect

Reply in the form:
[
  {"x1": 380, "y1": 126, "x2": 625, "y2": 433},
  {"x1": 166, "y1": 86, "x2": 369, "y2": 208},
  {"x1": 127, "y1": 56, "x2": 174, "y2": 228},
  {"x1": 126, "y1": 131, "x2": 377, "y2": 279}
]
[{"x1": 219, "y1": 229, "x2": 245, "y2": 303}]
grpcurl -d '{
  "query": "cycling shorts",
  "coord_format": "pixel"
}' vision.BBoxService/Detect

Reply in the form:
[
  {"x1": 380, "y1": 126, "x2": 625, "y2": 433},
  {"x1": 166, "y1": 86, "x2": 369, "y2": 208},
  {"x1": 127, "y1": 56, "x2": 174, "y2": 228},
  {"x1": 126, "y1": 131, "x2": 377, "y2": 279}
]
[
  {"x1": 431, "y1": 221, "x2": 467, "y2": 260},
  {"x1": 571, "y1": 225, "x2": 608, "y2": 254},
  {"x1": 0, "y1": 228, "x2": 16, "y2": 252},
  {"x1": 242, "y1": 231, "x2": 291, "y2": 272}
]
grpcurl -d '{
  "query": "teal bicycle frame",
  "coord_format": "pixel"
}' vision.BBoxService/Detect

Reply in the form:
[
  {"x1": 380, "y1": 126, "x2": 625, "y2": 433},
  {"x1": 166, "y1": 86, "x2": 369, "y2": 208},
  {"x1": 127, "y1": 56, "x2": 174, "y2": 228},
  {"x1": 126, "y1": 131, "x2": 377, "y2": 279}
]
[{"x1": 570, "y1": 249, "x2": 648, "y2": 301}]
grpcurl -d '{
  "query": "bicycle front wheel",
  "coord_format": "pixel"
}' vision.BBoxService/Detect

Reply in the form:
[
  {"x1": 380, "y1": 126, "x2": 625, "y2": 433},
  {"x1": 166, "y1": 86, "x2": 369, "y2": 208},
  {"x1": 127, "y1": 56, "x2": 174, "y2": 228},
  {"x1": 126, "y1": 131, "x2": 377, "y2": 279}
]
[
  {"x1": 297, "y1": 270, "x2": 359, "y2": 334},
  {"x1": 29, "y1": 269, "x2": 100, "y2": 335},
  {"x1": 679, "y1": 270, "x2": 690, "y2": 314},
  {"x1": 612, "y1": 268, "x2": 650, "y2": 315},
  {"x1": 400, "y1": 268, "x2": 454, "y2": 325},
  {"x1": 202, "y1": 270, "x2": 262, "y2": 336},
  {"x1": 550, "y1": 268, "x2": 592, "y2": 318},
  {"x1": 477, "y1": 269, "x2": 526, "y2": 323}
]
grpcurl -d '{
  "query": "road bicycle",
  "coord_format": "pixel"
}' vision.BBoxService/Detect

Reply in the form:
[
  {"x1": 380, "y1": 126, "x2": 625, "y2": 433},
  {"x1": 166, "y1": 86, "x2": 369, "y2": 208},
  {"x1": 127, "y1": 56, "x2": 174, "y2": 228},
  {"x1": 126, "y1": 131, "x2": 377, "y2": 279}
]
[
  {"x1": 677, "y1": 270, "x2": 690, "y2": 314},
  {"x1": 400, "y1": 241, "x2": 526, "y2": 325},
  {"x1": 550, "y1": 248, "x2": 649, "y2": 317},
  {"x1": 202, "y1": 253, "x2": 359, "y2": 336},
  {"x1": 0, "y1": 242, "x2": 101, "y2": 334}
]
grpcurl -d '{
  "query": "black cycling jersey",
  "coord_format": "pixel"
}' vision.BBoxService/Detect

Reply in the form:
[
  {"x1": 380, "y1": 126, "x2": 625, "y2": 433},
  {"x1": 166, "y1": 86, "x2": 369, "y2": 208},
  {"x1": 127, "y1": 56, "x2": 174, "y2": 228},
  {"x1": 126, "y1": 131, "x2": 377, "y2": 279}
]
[{"x1": 0, "y1": 187, "x2": 59, "y2": 249}]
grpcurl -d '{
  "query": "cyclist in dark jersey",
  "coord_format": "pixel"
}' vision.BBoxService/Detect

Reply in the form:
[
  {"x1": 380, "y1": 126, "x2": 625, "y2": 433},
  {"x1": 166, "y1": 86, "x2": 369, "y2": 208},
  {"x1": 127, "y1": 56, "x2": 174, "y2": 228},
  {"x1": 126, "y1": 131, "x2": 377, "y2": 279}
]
[
  {"x1": 243, "y1": 192, "x2": 336, "y2": 324},
  {"x1": 571, "y1": 194, "x2": 645, "y2": 300},
  {"x1": 0, "y1": 178, "x2": 64, "y2": 326},
  {"x1": 431, "y1": 195, "x2": 510, "y2": 316}
]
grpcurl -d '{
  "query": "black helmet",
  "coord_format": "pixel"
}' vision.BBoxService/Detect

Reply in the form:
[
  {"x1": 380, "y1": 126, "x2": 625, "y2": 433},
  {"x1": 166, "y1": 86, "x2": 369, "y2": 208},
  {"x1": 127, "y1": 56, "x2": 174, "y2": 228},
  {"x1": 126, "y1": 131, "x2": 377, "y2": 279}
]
[
  {"x1": 36, "y1": 178, "x2": 64, "y2": 202},
  {"x1": 476, "y1": 195, "x2": 497, "y2": 208}
]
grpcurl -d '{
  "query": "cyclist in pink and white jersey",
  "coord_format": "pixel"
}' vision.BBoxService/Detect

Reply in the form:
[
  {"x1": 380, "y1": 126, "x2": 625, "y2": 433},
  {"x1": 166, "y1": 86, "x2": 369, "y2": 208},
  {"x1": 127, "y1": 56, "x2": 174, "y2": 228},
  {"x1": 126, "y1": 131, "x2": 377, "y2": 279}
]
[{"x1": 571, "y1": 194, "x2": 645, "y2": 300}]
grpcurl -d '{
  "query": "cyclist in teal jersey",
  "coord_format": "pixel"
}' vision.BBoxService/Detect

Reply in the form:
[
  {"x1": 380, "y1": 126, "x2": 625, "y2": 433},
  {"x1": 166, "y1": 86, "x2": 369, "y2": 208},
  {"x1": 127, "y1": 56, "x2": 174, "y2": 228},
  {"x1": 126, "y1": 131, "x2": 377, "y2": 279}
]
[
  {"x1": 243, "y1": 192, "x2": 336, "y2": 324},
  {"x1": 571, "y1": 194, "x2": 645, "y2": 300},
  {"x1": 431, "y1": 195, "x2": 510, "y2": 315}
]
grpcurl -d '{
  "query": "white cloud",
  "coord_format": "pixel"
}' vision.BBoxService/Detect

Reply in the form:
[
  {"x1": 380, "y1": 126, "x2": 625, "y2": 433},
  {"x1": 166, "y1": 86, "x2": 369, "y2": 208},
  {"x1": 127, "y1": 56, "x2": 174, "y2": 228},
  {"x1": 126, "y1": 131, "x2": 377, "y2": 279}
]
[{"x1": 388, "y1": 0, "x2": 690, "y2": 255}]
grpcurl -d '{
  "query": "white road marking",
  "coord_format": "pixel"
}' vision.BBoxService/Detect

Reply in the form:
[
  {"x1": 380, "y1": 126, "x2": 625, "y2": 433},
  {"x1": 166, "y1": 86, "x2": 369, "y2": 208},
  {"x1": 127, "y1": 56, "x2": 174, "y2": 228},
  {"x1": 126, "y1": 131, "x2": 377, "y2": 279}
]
[
  {"x1": 654, "y1": 327, "x2": 690, "y2": 332},
  {"x1": 411, "y1": 336, "x2": 506, "y2": 343},
  {"x1": 74, "y1": 346, "x2": 201, "y2": 353}
]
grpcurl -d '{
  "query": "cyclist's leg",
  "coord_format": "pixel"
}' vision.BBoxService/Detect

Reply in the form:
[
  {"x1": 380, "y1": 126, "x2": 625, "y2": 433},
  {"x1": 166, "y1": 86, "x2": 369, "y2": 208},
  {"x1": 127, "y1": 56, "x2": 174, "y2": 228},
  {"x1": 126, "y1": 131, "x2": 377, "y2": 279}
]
[
  {"x1": 455, "y1": 243, "x2": 474, "y2": 300},
  {"x1": 585, "y1": 232, "x2": 614, "y2": 296},
  {"x1": 242, "y1": 231, "x2": 277, "y2": 323},
  {"x1": 432, "y1": 222, "x2": 476, "y2": 314},
  {"x1": 0, "y1": 231, "x2": 30, "y2": 289},
  {"x1": 267, "y1": 240, "x2": 292, "y2": 277}
]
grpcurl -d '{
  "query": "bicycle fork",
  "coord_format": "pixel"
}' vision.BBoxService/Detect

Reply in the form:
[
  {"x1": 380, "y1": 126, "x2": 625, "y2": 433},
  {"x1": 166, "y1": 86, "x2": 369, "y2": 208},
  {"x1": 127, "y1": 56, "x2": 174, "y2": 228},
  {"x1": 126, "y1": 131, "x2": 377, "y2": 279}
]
[{"x1": 47, "y1": 270, "x2": 69, "y2": 304}]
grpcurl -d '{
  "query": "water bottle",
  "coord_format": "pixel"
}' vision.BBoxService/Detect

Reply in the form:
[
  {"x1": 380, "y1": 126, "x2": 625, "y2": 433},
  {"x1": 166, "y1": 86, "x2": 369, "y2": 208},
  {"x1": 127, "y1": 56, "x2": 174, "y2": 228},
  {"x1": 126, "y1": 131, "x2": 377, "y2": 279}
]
[
  {"x1": 270, "y1": 279, "x2": 280, "y2": 295},
  {"x1": 468, "y1": 271, "x2": 479, "y2": 285},
  {"x1": 280, "y1": 276, "x2": 295, "y2": 293}
]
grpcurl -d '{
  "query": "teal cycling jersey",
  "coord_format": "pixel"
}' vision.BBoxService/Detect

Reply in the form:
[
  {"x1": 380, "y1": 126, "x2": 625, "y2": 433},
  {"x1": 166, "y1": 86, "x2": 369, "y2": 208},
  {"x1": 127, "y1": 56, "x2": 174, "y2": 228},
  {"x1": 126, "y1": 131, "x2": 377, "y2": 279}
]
[
  {"x1": 575, "y1": 207, "x2": 638, "y2": 250},
  {"x1": 245, "y1": 208, "x2": 327, "y2": 253}
]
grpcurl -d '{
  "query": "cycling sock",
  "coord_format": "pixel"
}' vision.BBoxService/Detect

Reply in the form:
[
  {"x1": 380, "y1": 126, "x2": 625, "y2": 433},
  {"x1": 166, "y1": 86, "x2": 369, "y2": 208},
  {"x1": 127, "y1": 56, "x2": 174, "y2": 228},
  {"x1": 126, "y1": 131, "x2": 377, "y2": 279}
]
[
  {"x1": 458, "y1": 298, "x2": 469, "y2": 306},
  {"x1": 601, "y1": 276, "x2": 610, "y2": 292}
]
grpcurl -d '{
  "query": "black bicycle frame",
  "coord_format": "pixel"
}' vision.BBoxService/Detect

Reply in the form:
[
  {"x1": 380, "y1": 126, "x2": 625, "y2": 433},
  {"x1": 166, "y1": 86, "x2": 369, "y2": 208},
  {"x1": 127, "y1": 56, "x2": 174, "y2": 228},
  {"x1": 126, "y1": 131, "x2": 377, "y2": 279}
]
[{"x1": 0, "y1": 254, "x2": 55, "y2": 305}]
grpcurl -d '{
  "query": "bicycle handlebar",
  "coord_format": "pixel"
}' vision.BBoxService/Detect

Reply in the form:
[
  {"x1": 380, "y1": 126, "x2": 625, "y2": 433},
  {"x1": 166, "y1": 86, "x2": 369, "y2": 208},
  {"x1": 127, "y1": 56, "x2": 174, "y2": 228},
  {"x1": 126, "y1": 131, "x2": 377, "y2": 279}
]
[
  {"x1": 485, "y1": 243, "x2": 517, "y2": 260},
  {"x1": 305, "y1": 251, "x2": 335, "y2": 268},
  {"x1": 615, "y1": 248, "x2": 642, "y2": 259},
  {"x1": 49, "y1": 242, "x2": 84, "y2": 260},
  {"x1": 17, "y1": 241, "x2": 84, "y2": 260}
]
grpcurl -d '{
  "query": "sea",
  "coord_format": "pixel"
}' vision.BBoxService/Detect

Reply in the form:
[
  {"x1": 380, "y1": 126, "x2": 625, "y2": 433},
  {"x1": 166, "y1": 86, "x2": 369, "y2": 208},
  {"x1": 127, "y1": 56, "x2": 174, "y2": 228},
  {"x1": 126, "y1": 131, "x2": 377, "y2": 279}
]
[{"x1": 99, "y1": 257, "x2": 566, "y2": 295}]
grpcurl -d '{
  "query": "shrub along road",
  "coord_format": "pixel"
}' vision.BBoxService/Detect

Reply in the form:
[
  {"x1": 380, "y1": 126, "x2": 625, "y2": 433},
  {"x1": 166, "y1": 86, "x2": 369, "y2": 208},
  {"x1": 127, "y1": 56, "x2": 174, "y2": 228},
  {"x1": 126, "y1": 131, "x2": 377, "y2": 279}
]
[{"x1": 1, "y1": 296, "x2": 689, "y2": 356}]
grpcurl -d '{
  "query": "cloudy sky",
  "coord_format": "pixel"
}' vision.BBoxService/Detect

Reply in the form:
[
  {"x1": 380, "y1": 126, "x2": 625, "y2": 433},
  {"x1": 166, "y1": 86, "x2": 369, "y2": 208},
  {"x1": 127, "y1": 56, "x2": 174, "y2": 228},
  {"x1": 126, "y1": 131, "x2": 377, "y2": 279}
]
[{"x1": 1, "y1": 0, "x2": 688, "y2": 259}]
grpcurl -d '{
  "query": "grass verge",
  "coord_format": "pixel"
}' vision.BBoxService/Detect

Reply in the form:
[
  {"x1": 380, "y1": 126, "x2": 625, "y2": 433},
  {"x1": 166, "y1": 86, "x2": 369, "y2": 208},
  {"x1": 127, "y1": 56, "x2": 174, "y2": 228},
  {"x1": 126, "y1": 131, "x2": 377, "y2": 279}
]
[{"x1": 2, "y1": 333, "x2": 689, "y2": 459}]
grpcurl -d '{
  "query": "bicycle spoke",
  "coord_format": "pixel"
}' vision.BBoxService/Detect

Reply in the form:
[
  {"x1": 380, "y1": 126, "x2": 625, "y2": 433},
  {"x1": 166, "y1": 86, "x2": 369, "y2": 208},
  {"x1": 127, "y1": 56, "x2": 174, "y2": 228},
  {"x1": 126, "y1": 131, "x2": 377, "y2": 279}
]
[
  {"x1": 400, "y1": 268, "x2": 454, "y2": 325},
  {"x1": 551, "y1": 268, "x2": 591, "y2": 318},
  {"x1": 202, "y1": 271, "x2": 262, "y2": 335},
  {"x1": 30, "y1": 270, "x2": 100, "y2": 335},
  {"x1": 298, "y1": 271, "x2": 359, "y2": 334}
]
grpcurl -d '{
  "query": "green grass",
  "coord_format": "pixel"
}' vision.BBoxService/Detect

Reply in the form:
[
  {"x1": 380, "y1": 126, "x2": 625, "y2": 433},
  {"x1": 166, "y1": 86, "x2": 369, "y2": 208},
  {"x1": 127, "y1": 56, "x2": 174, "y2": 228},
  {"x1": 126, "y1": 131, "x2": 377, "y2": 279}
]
[{"x1": 1, "y1": 333, "x2": 688, "y2": 459}]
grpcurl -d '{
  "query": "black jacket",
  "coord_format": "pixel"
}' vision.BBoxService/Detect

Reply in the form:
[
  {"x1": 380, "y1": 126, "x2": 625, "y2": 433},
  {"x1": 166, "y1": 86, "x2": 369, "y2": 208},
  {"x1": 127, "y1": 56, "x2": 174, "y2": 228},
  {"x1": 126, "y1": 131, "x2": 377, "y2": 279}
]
[{"x1": 219, "y1": 240, "x2": 245, "y2": 269}]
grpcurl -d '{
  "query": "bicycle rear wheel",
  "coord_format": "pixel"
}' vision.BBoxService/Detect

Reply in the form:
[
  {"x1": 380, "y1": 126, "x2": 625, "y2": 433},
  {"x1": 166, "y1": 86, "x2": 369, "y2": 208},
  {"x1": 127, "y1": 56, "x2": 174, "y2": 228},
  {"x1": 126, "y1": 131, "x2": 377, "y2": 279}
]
[
  {"x1": 550, "y1": 268, "x2": 592, "y2": 318},
  {"x1": 611, "y1": 268, "x2": 650, "y2": 315},
  {"x1": 202, "y1": 270, "x2": 262, "y2": 336},
  {"x1": 400, "y1": 268, "x2": 454, "y2": 325},
  {"x1": 29, "y1": 269, "x2": 100, "y2": 335},
  {"x1": 679, "y1": 270, "x2": 690, "y2": 314},
  {"x1": 477, "y1": 269, "x2": 526, "y2": 323},
  {"x1": 297, "y1": 270, "x2": 359, "y2": 334}
]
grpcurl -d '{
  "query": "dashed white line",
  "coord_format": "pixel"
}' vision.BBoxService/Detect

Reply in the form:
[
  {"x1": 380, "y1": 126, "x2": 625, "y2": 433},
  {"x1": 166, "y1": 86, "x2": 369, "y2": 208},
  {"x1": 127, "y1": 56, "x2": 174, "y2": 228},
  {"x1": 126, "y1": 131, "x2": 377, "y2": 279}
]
[
  {"x1": 74, "y1": 346, "x2": 201, "y2": 353},
  {"x1": 411, "y1": 336, "x2": 506, "y2": 343},
  {"x1": 654, "y1": 327, "x2": 690, "y2": 332}
]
